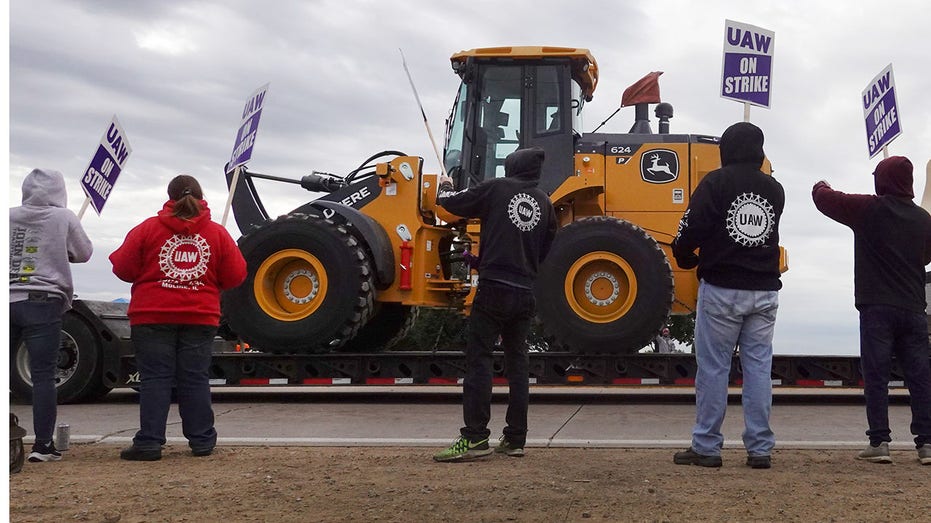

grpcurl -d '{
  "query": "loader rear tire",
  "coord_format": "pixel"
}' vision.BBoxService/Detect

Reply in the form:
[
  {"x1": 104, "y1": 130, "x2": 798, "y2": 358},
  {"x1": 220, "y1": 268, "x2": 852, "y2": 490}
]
[
  {"x1": 222, "y1": 214, "x2": 375, "y2": 353},
  {"x1": 535, "y1": 216, "x2": 673, "y2": 354}
]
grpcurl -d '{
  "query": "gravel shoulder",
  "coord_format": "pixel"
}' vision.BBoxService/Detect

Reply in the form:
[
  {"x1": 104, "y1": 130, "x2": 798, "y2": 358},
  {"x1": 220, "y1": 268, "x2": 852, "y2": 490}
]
[{"x1": 9, "y1": 445, "x2": 931, "y2": 522}]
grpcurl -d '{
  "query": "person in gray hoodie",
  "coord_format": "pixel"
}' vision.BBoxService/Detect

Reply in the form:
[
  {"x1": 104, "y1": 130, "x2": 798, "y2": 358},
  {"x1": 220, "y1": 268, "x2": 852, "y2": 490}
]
[{"x1": 10, "y1": 168, "x2": 93, "y2": 462}]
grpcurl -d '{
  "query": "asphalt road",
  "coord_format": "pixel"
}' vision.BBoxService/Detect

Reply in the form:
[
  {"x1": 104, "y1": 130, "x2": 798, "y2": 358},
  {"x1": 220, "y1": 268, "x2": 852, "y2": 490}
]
[{"x1": 9, "y1": 386, "x2": 922, "y2": 451}]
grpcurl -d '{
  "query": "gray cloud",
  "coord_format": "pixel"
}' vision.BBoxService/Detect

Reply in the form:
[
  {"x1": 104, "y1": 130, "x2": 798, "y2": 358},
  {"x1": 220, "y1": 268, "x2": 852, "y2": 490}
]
[{"x1": 10, "y1": 0, "x2": 931, "y2": 356}]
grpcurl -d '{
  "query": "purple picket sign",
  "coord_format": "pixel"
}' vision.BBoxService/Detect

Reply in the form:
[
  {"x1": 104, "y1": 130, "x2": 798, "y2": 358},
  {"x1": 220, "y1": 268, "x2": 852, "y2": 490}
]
[
  {"x1": 80, "y1": 115, "x2": 131, "y2": 216},
  {"x1": 862, "y1": 64, "x2": 902, "y2": 158},
  {"x1": 228, "y1": 83, "x2": 269, "y2": 172},
  {"x1": 720, "y1": 20, "x2": 775, "y2": 109}
]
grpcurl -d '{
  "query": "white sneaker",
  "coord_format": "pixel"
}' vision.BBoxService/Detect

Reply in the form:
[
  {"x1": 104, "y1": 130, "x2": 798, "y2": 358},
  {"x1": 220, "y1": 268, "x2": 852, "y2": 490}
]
[
  {"x1": 918, "y1": 444, "x2": 930, "y2": 466},
  {"x1": 856, "y1": 442, "x2": 892, "y2": 463}
]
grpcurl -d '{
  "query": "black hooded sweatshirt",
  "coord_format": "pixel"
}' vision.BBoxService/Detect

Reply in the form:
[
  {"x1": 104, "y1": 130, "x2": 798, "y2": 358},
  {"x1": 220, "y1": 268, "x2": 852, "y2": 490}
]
[
  {"x1": 437, "y1": 147, "x2": 557, "y2": 289},
  {"x1": 672, "y1": 122, "x2": 785, "y2": 291},
  {"x1": 812, "y1": 156, "x2": 931, "y2": 312}
]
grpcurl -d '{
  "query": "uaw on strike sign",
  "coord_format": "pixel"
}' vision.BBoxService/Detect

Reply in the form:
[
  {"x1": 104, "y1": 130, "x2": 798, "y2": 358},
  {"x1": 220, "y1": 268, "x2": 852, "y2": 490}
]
[
  {"x1": 721, "y1": 20, "x2": 775, "y2": 108},
  {"x1": 228, "y1": 83, "x2": 269, "y2": 172},
  {"x1": 862, "y1": 64, "x2": 902, "y2": 158},
  {"x1": 81, "y1": 115, "x2": 132, "y2": 215}
]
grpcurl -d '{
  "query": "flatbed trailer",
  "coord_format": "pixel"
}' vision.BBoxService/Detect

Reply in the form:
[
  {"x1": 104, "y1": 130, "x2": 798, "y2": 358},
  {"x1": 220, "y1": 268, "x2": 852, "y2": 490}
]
[{"x1": 10, "y1": 299, "x2": 927, "y2": 404}]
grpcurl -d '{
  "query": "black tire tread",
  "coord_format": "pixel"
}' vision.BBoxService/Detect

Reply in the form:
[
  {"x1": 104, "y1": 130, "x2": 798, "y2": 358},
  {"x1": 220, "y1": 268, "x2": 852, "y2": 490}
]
[
  {"x1": 536, "y1": 216, "x2": 674, "y2": 354},
  {"x1": 222, "y1": 213, "x2": 375, "y2": 353}
]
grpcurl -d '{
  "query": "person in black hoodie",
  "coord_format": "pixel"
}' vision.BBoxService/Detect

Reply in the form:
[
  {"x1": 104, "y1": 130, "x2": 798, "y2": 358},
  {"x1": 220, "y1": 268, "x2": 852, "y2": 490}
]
[
  {"x1": 672, "y1": 122, "x2": 785, "y2": 469},
  {"x1": 432, "y1": 147, "x2": 557, "y2": 462},
  {"x1": 812, "y1": 156, "x2": 931, "y2": 465}
]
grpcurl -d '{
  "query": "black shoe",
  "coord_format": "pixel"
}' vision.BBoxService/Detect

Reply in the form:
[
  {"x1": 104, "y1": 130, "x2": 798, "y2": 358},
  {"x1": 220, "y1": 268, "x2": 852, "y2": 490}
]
[
  {"x1": 120, "y1": 446, "x2": 161, "y2": 461},
  {"x1": 28, "y1": 442, "x2": 62, "y2": 463},
  {"x1": 192, "y1": 447, "x2": 214, "y2": 457},
  {"x1": 673, "y1": 447, "x2": 722, "y2": 467},
  {"x1": 746, "y1": 455, "x2": 772, "y2": 469}
]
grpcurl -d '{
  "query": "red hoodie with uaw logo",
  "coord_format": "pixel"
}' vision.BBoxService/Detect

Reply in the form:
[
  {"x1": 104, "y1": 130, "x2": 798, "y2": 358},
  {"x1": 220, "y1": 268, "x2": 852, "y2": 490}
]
[{"x1": 109, "y1": 200, "x2": 247, "y2": 326}]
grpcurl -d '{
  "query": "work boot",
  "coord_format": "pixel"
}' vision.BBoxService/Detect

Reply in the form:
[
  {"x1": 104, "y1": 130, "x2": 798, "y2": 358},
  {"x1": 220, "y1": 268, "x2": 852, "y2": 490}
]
[
  {"x1": 746, "y1": 455, "x2": 772, "y2": 469},
  {"x1": 673, "y1": 447, "x2": 722, "y2": 467},
  {"x1": 120, "y1": 446, "x2": 162, "y2": 461}
]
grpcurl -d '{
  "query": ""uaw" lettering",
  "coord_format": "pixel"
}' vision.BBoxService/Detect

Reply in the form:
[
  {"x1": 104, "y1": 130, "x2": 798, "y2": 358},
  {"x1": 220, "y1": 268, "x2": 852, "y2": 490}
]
[{"x1": 174, "y1": 251, "x2": 199, "y2": 263}]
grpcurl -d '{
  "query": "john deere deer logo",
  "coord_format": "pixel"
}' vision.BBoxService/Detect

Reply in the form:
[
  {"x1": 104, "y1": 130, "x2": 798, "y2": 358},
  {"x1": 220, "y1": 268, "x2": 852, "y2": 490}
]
[{"x1": 640, "y1": 149, "x2": 679, "y2": 184}]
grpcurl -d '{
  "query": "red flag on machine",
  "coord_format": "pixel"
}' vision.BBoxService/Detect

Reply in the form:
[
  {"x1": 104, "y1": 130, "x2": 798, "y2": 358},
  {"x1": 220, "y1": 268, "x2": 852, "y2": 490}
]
[{"x1": 621, "y1": 71, "x2": 663, "y2": 107}]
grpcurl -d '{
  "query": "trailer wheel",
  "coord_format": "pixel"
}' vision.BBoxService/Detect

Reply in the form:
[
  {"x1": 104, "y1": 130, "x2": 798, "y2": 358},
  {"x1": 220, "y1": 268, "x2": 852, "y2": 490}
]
[
  {"x1": 339, "y1": 304, "x2": 418, "y2": 352},
  {"x1": 535, "y1": 216, "x2": 673, "y2": 354},
  {"x1": 10, "y1": 312, "x2": 110, "y2": 404},
  {"x1": 223, "y1": 214, "x2": 375, "y2": 353}
]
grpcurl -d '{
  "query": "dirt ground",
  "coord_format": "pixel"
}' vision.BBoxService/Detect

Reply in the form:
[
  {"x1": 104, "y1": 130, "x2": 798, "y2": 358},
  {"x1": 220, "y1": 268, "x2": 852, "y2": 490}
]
[{"x1": 8, "y1": 445, "x2": 930, "y2": 522}]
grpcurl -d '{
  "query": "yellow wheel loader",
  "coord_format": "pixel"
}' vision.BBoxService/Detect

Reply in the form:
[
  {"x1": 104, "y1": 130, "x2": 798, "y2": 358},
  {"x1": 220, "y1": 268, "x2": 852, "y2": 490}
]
[{"x1": 221, "y1": 46, "x2": 753, "y2": 354}]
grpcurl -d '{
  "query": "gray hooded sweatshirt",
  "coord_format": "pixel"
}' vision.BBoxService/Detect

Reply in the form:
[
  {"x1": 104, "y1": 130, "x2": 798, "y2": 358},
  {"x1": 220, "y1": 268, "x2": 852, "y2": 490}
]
[{"x1": 10, "y1": 168, "x2": 93, "y2": 312}]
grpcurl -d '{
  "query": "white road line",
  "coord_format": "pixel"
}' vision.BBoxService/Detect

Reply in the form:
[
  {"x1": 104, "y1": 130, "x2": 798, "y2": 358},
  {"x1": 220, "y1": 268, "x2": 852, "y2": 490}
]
[{"x1": 45, "y1": 435, "x2": 918, "y2": 450}]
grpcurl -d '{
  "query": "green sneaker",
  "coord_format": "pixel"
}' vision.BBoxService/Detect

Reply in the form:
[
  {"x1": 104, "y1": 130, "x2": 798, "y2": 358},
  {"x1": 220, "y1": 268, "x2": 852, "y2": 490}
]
[
  {"x1": 433, "y1": 436, "x2": 492, "y2": 462},
  {"x1": 494, "y1": 436, "x2": 525, "y2": 457}
]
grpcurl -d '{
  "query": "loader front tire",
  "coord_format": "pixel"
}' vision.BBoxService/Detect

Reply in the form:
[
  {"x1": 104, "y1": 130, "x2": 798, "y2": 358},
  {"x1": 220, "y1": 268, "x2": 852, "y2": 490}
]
[
  {"x1": 222, "y1": 214, "x2": 375, "y2": 353},
  {"x1": 535, "y1": 216, "x2": 673, "y2": 354}
]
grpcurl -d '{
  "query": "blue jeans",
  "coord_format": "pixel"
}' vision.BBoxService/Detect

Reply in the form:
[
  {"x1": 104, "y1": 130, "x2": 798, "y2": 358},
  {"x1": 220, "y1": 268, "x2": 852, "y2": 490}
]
[
  {"x1": 858, "y1": 304, "x2": 931, "y2": 447},
  {"x1": 10, "y1": 299, "x2": 63, "y2": 444},
  {"x1": 131, "y1": 324, "x2": 218, "y2": 451},
  {"x1": 691, "y1": 281, "x2": 778, "y2": 457},
  {"x1": 461, "y1": 281, "x2": 535, "y2": 446}
]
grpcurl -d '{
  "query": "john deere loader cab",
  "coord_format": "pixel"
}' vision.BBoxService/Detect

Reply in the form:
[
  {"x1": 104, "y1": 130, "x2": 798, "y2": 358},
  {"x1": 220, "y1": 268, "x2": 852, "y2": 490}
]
[
  {"x1": 444, "y1": 47, "x2": 597, "y2": 193},
  {"x1": 442, "y1": 47, "x2": 729, "y2": 355}
]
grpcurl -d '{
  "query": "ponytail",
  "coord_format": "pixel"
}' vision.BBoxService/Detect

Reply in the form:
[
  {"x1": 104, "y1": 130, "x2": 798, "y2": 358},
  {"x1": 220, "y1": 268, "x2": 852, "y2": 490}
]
[
  {"x1": 166, "y1": 175, "x2": 205, "y2": 220},
  {"x1": 172, "y1": 194, "x2": 203, "y2": 220}
]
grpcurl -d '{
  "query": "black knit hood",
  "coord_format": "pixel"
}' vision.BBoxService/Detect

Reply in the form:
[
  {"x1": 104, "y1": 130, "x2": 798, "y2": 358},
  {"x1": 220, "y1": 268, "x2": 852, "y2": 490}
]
[
  {"x1": 505, "y1": 147, "x2": 545, "y2": 182},
  {"x1": 720, "y1": 122, "x2": 765, "y2": 167},
  {"x1": 873, "y1": 155, "x2": 913, "y2": 198}
]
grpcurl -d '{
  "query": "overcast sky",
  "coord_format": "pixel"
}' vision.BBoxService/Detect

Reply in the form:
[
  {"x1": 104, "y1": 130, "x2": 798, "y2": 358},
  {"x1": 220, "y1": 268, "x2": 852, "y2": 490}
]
[{"x1": 7, "y1": 1, "x2": 931, "y2": 356}]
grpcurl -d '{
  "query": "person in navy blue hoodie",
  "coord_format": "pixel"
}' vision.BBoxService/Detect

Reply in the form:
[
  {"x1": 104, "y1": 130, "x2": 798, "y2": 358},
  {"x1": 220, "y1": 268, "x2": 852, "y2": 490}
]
[
  {"x1": 813, "y1": 156, "x2": 931, "y2": 465},
  {"x1": 672, "y1": 122, "x2": 785, "y2": 469},
  {"x1": 432, "y1": 147, "x2": 556, "y2": 462}
]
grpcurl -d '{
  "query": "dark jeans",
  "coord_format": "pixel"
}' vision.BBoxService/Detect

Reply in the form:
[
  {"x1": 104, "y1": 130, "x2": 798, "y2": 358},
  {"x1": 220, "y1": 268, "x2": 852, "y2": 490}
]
[
  {"x1": 859, "y1": 304, "x2": 931, "y2": 447},
  {"x1": 461, "y1": 281, "x2": 535, "y2": 446},
  {"x1": 132, "y1": 324, "x2": 218, "y2": 451},
  {"x1": 10, "y1": 299, "x2": 63, "y2": 444}
]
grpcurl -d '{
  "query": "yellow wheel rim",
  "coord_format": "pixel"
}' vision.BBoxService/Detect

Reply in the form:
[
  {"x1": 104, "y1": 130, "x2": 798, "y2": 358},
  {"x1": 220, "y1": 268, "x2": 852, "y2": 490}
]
[
  {"x1": 564, "y1": 251, "x2": 636, "y2": 323},
  {"x1": 254, "y1": 249, "x2": 328, "y2": 321}
]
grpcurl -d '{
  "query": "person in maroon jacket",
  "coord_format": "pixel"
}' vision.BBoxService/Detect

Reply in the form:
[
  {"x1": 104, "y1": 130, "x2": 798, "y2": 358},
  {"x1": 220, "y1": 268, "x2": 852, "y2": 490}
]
[
  {"x1": 813, "y1": 156, "x2": 931, "y2": 465},
  {"x1": 110, "y1": 175, "x2": 247, "y2": 461}
]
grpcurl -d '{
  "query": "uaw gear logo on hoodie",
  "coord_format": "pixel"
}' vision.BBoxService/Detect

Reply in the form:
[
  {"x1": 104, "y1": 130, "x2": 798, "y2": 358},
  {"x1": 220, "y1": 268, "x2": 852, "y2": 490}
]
[
  {"x1": 507, "y1": 193, "x2": 542, "y2": 231},
  {"x1": 726, "y1": 192, "x2": 775, "y2": 247},
  {"x1": 158, "y1": 234, "x2": 211, "y2": 289}
]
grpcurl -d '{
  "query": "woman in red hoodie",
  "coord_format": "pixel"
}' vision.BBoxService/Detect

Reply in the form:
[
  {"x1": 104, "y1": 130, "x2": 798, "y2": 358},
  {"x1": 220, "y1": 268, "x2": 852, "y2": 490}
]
[{"x1": 110, "y1": 175, "x2": 246, "y2": 461}]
